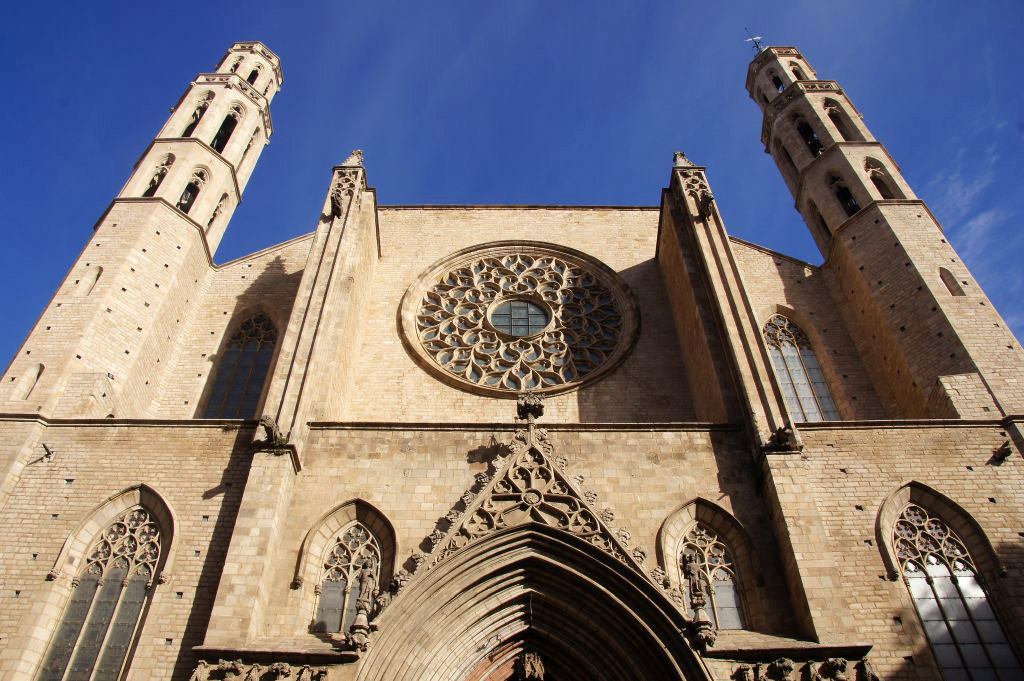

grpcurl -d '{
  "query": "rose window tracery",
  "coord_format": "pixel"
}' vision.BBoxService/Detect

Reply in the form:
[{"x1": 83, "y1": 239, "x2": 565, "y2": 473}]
[{"x1": 402, "y1": 242, "x2": 638, "y2": 396}]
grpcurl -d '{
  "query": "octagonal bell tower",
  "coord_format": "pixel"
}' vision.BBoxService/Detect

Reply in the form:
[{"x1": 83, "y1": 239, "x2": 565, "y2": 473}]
[{"x1": 747, "y1": 46, "x2": 1024, "y2": 418}]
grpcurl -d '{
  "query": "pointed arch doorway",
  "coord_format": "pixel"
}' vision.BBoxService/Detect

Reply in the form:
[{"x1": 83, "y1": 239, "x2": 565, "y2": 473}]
[{"x1": 355, "y1": 523, "x2": 710, "y2": 681}]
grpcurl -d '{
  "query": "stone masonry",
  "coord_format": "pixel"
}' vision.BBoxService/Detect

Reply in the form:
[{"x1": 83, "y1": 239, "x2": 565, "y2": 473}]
[{"x1": 0, "y1": 41, "x2": 1020, "y2": 681}]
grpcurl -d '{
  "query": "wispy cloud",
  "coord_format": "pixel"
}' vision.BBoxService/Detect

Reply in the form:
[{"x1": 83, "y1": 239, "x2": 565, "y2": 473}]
[
  {"x1": 953, "y1": 208, "x2": 1010, "y2": 263},
  {"x1": 925, "y1": 144, "x2": 997, "y2": 223}
]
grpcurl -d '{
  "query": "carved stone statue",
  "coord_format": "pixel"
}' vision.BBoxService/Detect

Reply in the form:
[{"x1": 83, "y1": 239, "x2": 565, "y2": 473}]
[
  {"x1": 517, "y1": 390, "x2": 544, "y2": 421},
  {"x1": 356, "y1": 559, "x2": 378, "y2": 612},
  {"x1": 817, "y1": 658, "x2": 848, "y2": 681},
  {"x1": 856, "y1": 658, "x2": 883, "y2": 681},
  {"x1": 257, "y1": 415, "x2": 288, "y2": 448},
  {"x1": 673, "y1": 150, "x2": 695, "y2": 168},
  {"x1": 766, "y1": 658, "x2": 795, "y2": 681},
  {"x1": 188, "y1": 660, "x2": 210, "y2": 681},
  {"x1": 242, "y1": 663, "x2": 262, "y2": 681}
]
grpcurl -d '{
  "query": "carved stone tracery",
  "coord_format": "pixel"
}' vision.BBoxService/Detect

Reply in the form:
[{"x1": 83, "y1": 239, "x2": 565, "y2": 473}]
[{"x1": 402, "y1": 243, "x2": 638, "y2": 396}]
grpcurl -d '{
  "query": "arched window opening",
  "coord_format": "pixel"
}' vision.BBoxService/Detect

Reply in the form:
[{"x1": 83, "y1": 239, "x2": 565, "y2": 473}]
[
  {"x1": 181, "y1": 93, "x2": 213, "y2": 137},
  {"x1": 38, "y1": 506, "x2": 163, "y2": 681},
  {"x1": 760, "y1": 91, "x2": 769, "y2": 105},
  {"x1": 203, "y1": 313, "x2": 278, "y2": 418},
  {"x1": 679, "y1": 523, "x2": 745, "y2": 630},
  {"x1": 769, "y1": 71, "x2": 784, "y2": 93},
  {"x1": 829, "y1": 174, "x2": 860, "y2": 217},
  {"x1": 790, "y1": 63, "x2": 806, "y2": 80},
  {"x1": 795, "y1": 118, "x2": 824, "y2": 156},
  {"x1": 865, "y1": 159, "x2": 901, "y2": 200},
  {"x1": 207, "y1": 194, "x2": 228, "y2": 232},
  {"x1": 807, "y1": 201, "x2": 831, "y2": 240},
  {"x1": 176, "y1": 168, "x2": 208, "y2": 215},
  {"x1": 142, "y1": 154, "x2": 174, "y2": 198},
  {"x1": 78, "y1": 265, "x2": 103, "y2": 297},
  {"x1": 211, "y1": 105, "x2": 242, "y2": 154},
  {"x1": 313, "y1": 522, "x2": 382, "y2": 634},
  {"x1": 13, "y1": 362, "x2": 44, "y2": 400},
  {"x1": 246, "y1": 64, "x2": 262, "y2": 86},
  {"x1": 824, "y1": 99, "x2": 859, "y2": 142},
  {"x1": 242, "y1": 128, "x2": 260, "y2": 163},
  {"x1": 775, "y1": 140, "x2": 798, "y2": 181},
  {"x1": 763, "y1": 314, "x2": 839, "y2": 421},
  {"x1": 228, "y1": 57, "x2": 242, "y2": 74},
  {"x1": 894, "y1": 504, "x2": 1022, "y2": 679},
  {"x1": 940, "y1": 268, "x2": 966, "y2": 297}
]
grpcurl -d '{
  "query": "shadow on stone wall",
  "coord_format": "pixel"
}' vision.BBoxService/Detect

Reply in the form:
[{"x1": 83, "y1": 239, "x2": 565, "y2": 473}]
[{"x1": 576, "y1": 258, "x2": 695, "y2": 423}]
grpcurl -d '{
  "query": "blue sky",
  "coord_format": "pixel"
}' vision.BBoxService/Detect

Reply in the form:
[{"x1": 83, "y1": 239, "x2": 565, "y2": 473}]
[{"x1": 2, "y1": 2, "x2": 1022, "y2": 367}]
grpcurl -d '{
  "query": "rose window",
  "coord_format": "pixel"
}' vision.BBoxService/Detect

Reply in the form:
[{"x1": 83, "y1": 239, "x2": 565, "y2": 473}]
[{"x1": 401, "y1": 242, "x2": 638, "y2": 396}]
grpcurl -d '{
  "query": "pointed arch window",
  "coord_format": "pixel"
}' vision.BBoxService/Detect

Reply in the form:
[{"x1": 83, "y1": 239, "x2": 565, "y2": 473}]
[
  {"x1": 829, "y1": 174, "x2": 860, "y2": 217},
  {"x1": 824, "y1": 99, "x2": 860, "y2": 142},
  {"x1": 769, "y1": 71, "x2": 784, "y2": 93},
  {"x1": 228, "y1": 57, "x2": 242, "y2": 74},
  {"x1": 894, "y1": 504, "x2": 1022, "y2": 680},
  {"x1": 181, "y1": 93, "x2": 212, "y2": 137},
  {"x1": 211, "y1": 105, "x2": 242, "y2": 154},
  {"x1": 763, "y1": 314, "x2": 839, "y2": 421},
  {"x1": 313, "y1": 522, "x2": 381, "y2": 634},
  {"x1": 13, "y1": 362, "x2": 44, "y2": 400},
  {"x1": 679, "y1": 523, "x2": 745, "y2": 630},
  {"x1": 202, "y1": 313, "x2": 278, "y2": 418},
  {"x1": 865, "y1": 158, "x2": 901, "y2": 200},
  {"x1": 207, "y1": 194, "x2": 228, "y2": 232},
  {"x1": 142, "y1": 154, "x2": 174, "y2": 198},
  {"x1": 790, "y1": 62, "x2": 807, "y2": 80},
  {"x1": 807, "y1": 200, "x2": 831, "y2": 241},
  {"x1": 38, "y1": 507, "x2": 163, "y2": 681},
  {"x1": 795, "y1": 118, "x2": 824, "y2": 157},
  {"x1": 176, "y1": 168, "x2": 207, "y2": 215},
  {"x1": 246, "y1": 64, "x2": 262, "y2": 86}
]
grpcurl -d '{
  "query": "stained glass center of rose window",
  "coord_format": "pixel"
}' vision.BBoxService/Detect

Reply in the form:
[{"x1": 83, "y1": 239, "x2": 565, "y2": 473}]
[{"x1": 491, "y1": 300, "x2": 549, "y2": 337}]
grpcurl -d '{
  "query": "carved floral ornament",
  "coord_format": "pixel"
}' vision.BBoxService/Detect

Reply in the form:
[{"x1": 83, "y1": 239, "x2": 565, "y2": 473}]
[{"x1": 400, "y1": 242, "x2": 639, "y2": 396}]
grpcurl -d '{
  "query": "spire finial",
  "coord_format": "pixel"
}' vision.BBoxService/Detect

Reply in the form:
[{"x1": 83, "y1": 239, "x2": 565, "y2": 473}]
[
  {"x1": 342, "y1": 149, "x2": 364, "y2": 167},
  {"x1": 744, "y1": 27, "x2": 765, "y2": 53},
  {"x1": 673, "y1": 151, "x2": 695, "y2": 168}
]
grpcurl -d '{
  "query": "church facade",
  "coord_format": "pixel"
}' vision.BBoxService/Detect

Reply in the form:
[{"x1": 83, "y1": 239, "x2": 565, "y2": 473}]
[{"x1": 0, "y1": 41, "x2": 1021, "y2": 681}]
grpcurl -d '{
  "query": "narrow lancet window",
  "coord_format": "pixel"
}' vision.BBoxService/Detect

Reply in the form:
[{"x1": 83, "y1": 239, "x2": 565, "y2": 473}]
[
  {"x1": 203, "y1": 313, "x2": 278, "y2": 418},
  {"x1": 242, "y1": 128, "x2": 260, "y2": 163},
  {"x1": 865, "y1": 159, "x2": 900, "y2": 200},
  {"x1": 796, "y1": 118, "x2": 824, "y2": 156},
  {"x1": 807, "y1": 200, "x2": 831, "y2": 241},
  {"x1": 176, "y1": 168, "x2": 208, "y2": 215},
  {"x1": 940, "y1": 268, "x2": 966, "y2": 297},
  {"x1": 824, "y1": 99, "x2": 859, "y2": 142},
  {"x1": 228, "y1": 57, "x2": 241, "y2": 74},
  {"x1": 181, "y1": 93, "x2": 213, "y2": 137},
  {"x1": 894, "y1": 504, "x2": 1022, "y2": 680},
  {"x1": 775, "y1": 140, "x2": 798, "y2": 182},
  {"x1": 38, "y1": 507, "x2": 163, "y2": 681},
  {"x1": 13, "y1": 362, "x2": 44, "y2": 400},
  {"x1": 790, "y1": 63, "x2": 806, "y2": 80},
  {"x1": 142, "y1": 154, "x2": 174, "y2": 198},
  {"x1": 770, "y1": 71, "x2": 784, "y2": 93},
  {"x1": 763, "y1": 314, "x2": 839, "y2": 421},
  {"x1": 211, "y1": 106, "x2": 242, "y2": 154},
  {"x1": 313, "y1": 523, "x2": 381, "y2": 634},
  {"x1": 246, "y1": 64, "x2": 261, "y2": 86},
  {"x1": 679, "y1": 523, "x2": 745, "y2": 630},
  {"x1": 829, "y1": 175, "x2": 860, "y2": 217},
  {"x1": 207, "y1": 194, "x2": 228, "y2": 232}
]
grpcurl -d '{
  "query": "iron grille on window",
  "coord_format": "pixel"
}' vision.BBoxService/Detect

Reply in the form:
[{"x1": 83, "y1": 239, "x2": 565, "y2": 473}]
[{"x1": 39, "y1": 507, "x2": 162, "y2": 681}]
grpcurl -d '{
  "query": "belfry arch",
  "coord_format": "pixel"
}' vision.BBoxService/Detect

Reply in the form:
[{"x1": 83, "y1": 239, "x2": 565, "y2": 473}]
[{"x1": 357, "y1": 523, "x2": 710, "y2": 681}]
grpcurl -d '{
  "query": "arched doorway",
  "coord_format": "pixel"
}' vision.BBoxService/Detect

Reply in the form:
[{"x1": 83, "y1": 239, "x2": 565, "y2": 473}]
[{"x1": 356, "y1": 523, "x2": 710, "y2": 681}]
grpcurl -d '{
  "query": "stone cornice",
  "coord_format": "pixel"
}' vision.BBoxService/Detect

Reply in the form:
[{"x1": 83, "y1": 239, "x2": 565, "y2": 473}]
[{"x1": 307, "y1": 421, "x2": 744, "y2": 432}]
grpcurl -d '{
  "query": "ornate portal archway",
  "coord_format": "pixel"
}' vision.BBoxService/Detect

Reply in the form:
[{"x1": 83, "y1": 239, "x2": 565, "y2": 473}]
[{"x1": 355, "y1": 522, "x2": 710, "y2": 681}]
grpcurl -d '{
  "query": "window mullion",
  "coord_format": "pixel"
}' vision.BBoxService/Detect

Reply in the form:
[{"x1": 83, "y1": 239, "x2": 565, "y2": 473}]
[{"x1": 88, "y1": 579, "x2": 131, "y2": 681}]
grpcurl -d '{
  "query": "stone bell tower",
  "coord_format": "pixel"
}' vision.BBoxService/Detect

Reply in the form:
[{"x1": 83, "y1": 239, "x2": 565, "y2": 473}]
[
  {"x1": 0, "y1": 42, "x2": 282, "y2": 419},
  {"x1": 747, "y1": 46, "x2": 1024, "y2": 419}
]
